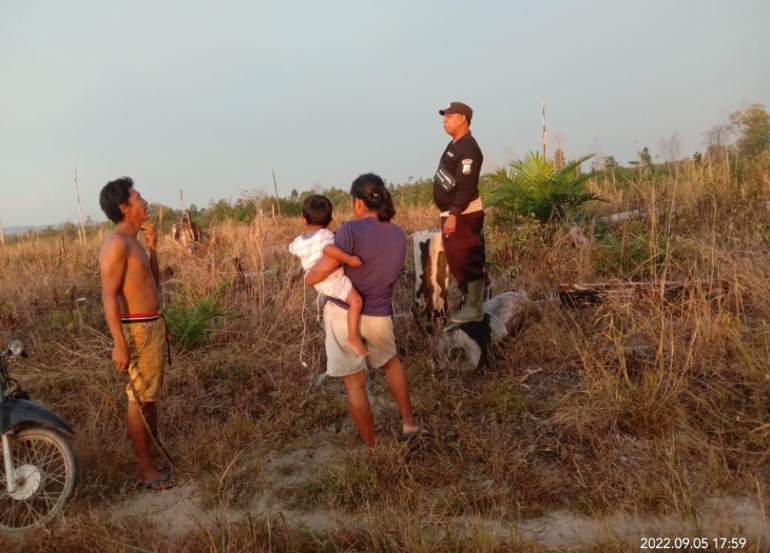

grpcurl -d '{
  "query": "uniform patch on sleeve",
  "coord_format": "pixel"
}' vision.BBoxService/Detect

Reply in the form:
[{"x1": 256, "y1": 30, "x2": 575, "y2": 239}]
[{"x1": 461, "y1": 159, "x2": 473, "y2": 175}]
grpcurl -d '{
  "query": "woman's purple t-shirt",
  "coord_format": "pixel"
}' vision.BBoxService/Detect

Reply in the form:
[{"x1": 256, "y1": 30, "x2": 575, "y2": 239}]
[{"x1": 328, "y1": 217, "x2": 406, "y2": 316}]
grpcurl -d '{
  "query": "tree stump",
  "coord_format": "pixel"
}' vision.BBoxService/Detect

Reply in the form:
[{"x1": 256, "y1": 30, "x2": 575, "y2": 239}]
[
  {"x1": 171, "y1": 209, "x2": 201, "y2": 251},
  {"x1": 412, "y1": 230, "x2": 449, "y2": 326},
  {"x1": 435, "y1": 291, "x2": 530, "y2": 371}
]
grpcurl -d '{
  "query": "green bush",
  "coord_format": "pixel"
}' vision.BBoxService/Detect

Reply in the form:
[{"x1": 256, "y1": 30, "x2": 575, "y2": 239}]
[
  {"x1": 483, "y1": 151, "x2": 605, "y2": 224},
  {"x1": 164, "y1": 284, "x2": 232, "y2": 349}
]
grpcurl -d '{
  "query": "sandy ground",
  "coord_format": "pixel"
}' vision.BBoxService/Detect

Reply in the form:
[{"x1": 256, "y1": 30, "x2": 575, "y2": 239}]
[{"x1": 110, "y1": 428, "x2": 770, "y2": 550}]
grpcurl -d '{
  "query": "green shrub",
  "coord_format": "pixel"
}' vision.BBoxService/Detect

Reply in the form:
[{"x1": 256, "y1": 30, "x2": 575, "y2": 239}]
[
  {"x1": 483, "y1": 151, "x2": 605, "y2": 224},
  {"x1": 164, "y1": 283, "x2": 232, "y2": 349}
]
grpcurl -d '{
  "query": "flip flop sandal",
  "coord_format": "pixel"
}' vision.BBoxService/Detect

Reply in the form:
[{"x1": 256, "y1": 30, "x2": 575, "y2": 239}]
[
  {"x1": 399, "y1": 428, "x2": 434, "y2": 442},
  {"x1": 137, "y1": 473, "x2": 174, "y2": 491}
]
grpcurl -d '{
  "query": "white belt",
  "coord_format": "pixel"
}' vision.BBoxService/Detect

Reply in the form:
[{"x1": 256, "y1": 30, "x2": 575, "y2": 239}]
[{"x1": 440, "y1": 196, "x2": 483, "y2": 217}]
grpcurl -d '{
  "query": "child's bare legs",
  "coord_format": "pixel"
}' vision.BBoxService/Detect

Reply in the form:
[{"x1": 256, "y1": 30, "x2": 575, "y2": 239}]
[{"x1": 344, "y1": 287, "x2": 368, "y2": 357}]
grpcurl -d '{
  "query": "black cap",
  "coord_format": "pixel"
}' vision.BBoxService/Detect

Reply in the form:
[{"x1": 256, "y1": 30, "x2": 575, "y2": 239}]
[{"x1": 439, "y1": 101, "x2": 473, "y2": 122}]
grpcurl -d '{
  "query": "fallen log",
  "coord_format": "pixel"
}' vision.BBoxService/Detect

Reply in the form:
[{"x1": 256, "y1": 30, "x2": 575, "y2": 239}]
[
  {"x1": 599, "y1": 209, "x2": 648, "y2": 224},
  {"x1": 558, "y1": 280, "x2": 729, "y2": 308},
  {"x1": 435, "y1": 291, "x2": 530, "y2": 372}
]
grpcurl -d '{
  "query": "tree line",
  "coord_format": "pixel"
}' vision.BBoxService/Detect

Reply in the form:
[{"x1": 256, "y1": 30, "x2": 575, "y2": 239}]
[{"x1": 7, "y1": 104, "x2": 767, "y2": 244}]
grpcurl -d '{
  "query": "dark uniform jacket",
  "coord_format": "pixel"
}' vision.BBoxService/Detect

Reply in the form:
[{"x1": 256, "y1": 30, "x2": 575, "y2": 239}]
[{"x1": 433, "y1": 132, "x2": 484, "y2": 217}]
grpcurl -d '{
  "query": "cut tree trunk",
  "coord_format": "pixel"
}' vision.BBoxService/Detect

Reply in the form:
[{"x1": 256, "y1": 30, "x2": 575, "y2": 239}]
[
  {"x1": 171, "y1": 209, "x2": 201, "y2": 251},
  {"x1": 413, "y1": 230, "x2": 449, "y2": 326},
  {"x1": 435, "y1": 291, "x2": 530, "y2": 372}
]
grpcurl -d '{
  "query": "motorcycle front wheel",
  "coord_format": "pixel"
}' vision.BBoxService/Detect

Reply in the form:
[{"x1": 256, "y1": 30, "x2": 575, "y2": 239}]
[{"x1": 0, "y1": 427, "x2": 78, "y2": 533}]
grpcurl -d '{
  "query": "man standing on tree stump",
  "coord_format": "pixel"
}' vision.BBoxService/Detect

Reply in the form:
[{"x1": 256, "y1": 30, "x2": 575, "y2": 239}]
[{"x1": 433, "y1": 101, "x2": 486, "y2": 323}]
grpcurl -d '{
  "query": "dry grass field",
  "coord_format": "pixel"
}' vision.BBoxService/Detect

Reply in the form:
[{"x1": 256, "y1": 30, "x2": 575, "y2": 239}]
[{"x1": 0, "y1": 159, "x2": 769, "y2": 552}]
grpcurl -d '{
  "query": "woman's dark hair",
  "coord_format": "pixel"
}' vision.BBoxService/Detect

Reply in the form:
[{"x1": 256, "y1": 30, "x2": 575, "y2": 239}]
[
  {"x1": 301, "y1": 194, "x2": 333, "y2": 227},
  {"x1": 99, "y1": 177, "x2": 134, "y2": 223},
  {"x1": 350, "y1": 173, "x2": 396, "y2": 222}
]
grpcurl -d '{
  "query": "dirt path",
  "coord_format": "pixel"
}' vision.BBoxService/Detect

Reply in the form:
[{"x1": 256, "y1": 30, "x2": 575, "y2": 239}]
[{"x1": 111, "y1": 442, "x2": 769, "y2": 550}]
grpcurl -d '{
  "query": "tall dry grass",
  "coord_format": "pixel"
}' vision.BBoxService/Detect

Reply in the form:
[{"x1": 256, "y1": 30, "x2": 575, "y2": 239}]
[{"x1": 0, "y1": 159, "x2": 768, "y2": 552}]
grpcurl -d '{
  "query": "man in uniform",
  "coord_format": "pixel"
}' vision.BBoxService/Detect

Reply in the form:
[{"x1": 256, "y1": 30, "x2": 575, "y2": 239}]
[
  {"x1": 99, "y1": 177, "x2": 172, "y2": 490},
  {"x1": 433, "y1": 101, "x2": 486, "y2": 323}
]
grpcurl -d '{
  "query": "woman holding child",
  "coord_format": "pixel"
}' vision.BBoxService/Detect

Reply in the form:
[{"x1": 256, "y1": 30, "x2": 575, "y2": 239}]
[{"x1": 305, "y1": 173, "x2": 423, "y2": 448}]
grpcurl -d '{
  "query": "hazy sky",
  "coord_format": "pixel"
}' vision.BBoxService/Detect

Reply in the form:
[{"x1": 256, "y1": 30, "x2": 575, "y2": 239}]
[{"x1": 2, "y1": 1, "x2": 768, "y2": 227}]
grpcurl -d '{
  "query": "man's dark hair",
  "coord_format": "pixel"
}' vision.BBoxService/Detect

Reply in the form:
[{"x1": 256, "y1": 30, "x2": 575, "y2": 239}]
[
  {"x1": 351, "y1": 173, "x2": 396, "y2": 222},
  {"x1": 302, "y1": 195, "x2": 333, "y2": 227},
  {"x1": 100, "y1": 177, "x2": 134, "y2": 223}
]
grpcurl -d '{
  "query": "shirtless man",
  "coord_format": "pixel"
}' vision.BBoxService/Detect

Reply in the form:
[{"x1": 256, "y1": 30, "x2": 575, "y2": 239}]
[{"x1": 99, "y1": 177, "x2": 172, "y2": 489}]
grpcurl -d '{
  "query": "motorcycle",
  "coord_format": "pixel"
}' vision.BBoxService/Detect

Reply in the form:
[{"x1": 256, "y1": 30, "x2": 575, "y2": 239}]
[{"x1": 0, "y1": 339, "x2": 78, "y2": 533}]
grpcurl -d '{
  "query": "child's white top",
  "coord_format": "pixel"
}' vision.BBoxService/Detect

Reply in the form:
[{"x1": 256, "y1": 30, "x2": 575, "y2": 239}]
[
  {"x1": 289, "y1": 229, "x2": 352, "y2": 301},
  {"x1": 289, "y1": 228, "x2": 335, "y2": 271}
]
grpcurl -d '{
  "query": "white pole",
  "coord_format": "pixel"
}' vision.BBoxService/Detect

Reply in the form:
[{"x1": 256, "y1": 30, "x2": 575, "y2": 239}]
[
  {"x1": 73, "y1": 167, "x2": 87, "y2": 243},
  {"x1": 272, "y1": 168, "x2": 281, "y2": 218},
  {"x1": 541, "y1": 97, "x2": 547, "y2": 159}
]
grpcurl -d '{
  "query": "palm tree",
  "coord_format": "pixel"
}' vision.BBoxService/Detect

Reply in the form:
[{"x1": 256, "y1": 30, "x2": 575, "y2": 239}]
[{"x1": 483, "y1": 151, "x2": 603, "y2": 223}]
